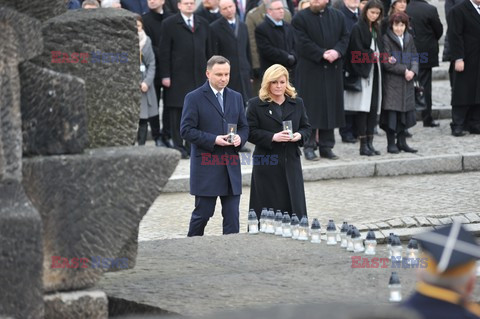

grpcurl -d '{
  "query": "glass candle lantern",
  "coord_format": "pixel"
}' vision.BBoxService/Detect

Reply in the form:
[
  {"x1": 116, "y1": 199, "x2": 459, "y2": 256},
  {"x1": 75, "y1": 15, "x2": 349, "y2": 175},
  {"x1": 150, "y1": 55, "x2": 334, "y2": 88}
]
[
  {"x1": 282, "y1": 212, "x2": 292, "y2": 238},
  {"x1": 346, "y1": 226, "x2": 355, "y2": 251},
  {"x1": 291, "y1": 213, "x2": 300, "y2": 239},
  {"x1": 326, "y1": 220, "x2": 337, "y2": 245},
  {"x1": 274, "y1": 210, "x2": 283, "y2": 236},
  {"x1": 310, "y1": 218, "x2": 321, "y2": 243},
  {"x1": 364, "y1": 230, "x2": 377, "y2": 255},
  {"x1": 259, "y1": 208, "x2": 268, "y2": 233},
  {"x1": 298, "y1": 216, "x2": 309, "y2": 241},
  {"x1": 352, "y1": 228, "x2": 364, "y2": 253},
  {"x1": 247, "y1": 209, "x2": 259, "y2": 234},
  {"x1": 340, "y1": 222, "x2": 349, "y2": 248},
  {"x1": 387, "y1": 233, "x2": 395, "y2": 258},
  {"x1": 265, "y1": 208, "x2": 275, "y2": 234},
  {"x1": 388, "y1": 272, "x2": 402, "y2": 302},
  {"x1": 391, "y1": 236, "x2": 403, "y2": 262},
  {"x1": 406, "y1": 239, "x2": 419, "y2": 265}
]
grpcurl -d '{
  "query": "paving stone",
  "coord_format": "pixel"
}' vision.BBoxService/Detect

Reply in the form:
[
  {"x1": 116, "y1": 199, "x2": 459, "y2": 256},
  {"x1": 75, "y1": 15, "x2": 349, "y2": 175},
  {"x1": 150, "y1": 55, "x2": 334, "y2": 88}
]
[
  {"x1": 439, "y1": 217, "x2": 453, "y2": 225},
  {"x1": 374, "y1": 222, "x2": 390, "y2": 229},
  {"x1": 375, "y1": 155, "x2": 462, "y2": 177},
  {"x1": 464, "y1": 224, "x2": 480, "y2": 236},
  {"x1": 415, "y1": 217, "x2": 431, "y2": 227},
  {"x1": 427, "y1": 217, "x2": 442, "y2": 226},
  {"x1": 356, "y1": 224, "x2": 369, "y2": 231},
  {"x1": 451, "y1": 215, "x2": 470, "y2": 224},
  {"x1": 366, "y1": 224, "x2": 379, "y2": 230},
  {"x1": 44, "y1": 290, "x2": 108, "y2": 319},
  {"x1": 401, "y1": 217, "x2": 417, "y2": 228},
  {"x1": 386, "y1": 219, "x2": 405, "y2": 228},
  {"x1": 383, "y1": 227, "x2": 434, "y2": 242},
  {"x1": 464, "y1": 213, "x2": 480, "y2": 223},
  {"x1": 464, "y1": 153, "x2": 480, "y2": 171}
]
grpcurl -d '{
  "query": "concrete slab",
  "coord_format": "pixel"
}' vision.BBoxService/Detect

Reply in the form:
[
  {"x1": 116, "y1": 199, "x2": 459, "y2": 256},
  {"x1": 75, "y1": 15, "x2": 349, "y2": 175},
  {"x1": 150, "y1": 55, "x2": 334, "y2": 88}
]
[
  {"x1": 464, "y1": 153, "x2": 480, "y2": 171},
  {"x1": 375, "y1": 155, "x2": 462, "y2": 177},
  {"x1": 465, "y1": 213, "x2": 480, "y2": 223}
]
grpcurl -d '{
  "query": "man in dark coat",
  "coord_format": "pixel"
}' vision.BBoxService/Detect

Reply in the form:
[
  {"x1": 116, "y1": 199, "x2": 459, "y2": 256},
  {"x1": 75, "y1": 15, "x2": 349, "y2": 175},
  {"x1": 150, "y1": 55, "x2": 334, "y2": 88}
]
[
  {"x1": 442, "y1": 0, "x2": 463, "y2": 95},
  {"x1": 159, "y1": 0, "x2": 211, "y2": 158},
  {"x1": 402, "y1": 222, "x2": 480, "y2": 319},
  {"x1": 447, "y1": 0, "x2": 480, "y2": 136},
  {"x1": 407, "y1": 0, "x2": 443, "y2": 127},
  {"x1": 180, "y1": 56, "x2": 249, "y2": 236},
  {"x1": 338, "y1": 0, "x2": 360, "y2": 144},
  {"x1": 254, "y1": 0, "x2": 296, "y2": 78},
  {"x1": 142, "y1": 0, "x2": 171, "y2": 147},
  {"x1": 195, "y1": 0, "x2": 222, "y2": 23},
  {"x1": 292, "y1": 0, "x2": 349, "y2": 160},
  {"x1": 211, "y1": 0, "x2": 253, "y2": 104},
  {"x1": 164, "y1": 0, "x2": 178, "y2": 13},
  {"x1": 120, "y1": 0, "x2": 149, "y2": 14}
]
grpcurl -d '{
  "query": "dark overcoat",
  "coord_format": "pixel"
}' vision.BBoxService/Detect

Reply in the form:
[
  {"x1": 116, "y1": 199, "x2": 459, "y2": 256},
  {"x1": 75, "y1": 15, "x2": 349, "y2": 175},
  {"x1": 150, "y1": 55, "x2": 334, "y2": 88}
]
[
  {"x1": 406, "y1": 0, "x2": 443, "y2": 69},
  {"x1": 180, "y1": 81, "x2": 249, "y2": 196},
  {"x1": 247, "y1": 96, "x2": 311, "y2": 219},
  {"x1": 159, "y1": 13, "x2": 211, "y2": 107},
  {"x1": 195, "y1": 4, "x2": 222, "y2": 24},
  {"x1": 255, "y1": 17, "x2": 296, "y2": 77},
  {"x1": 442, "y1": 0, "x2": 463, "y2": 61},
  {"x1": 382, "y1": 28, "x2": 419, "y2": 112},
  {"x1": 291, "y1": 7, "x2": 349, "y2": 129},
  {"x1": 210, "y1": 17, "x2": 253, "y2": 102},
  {"x1": 447, "y1": 0, "x2": 480, "y2": 106}
]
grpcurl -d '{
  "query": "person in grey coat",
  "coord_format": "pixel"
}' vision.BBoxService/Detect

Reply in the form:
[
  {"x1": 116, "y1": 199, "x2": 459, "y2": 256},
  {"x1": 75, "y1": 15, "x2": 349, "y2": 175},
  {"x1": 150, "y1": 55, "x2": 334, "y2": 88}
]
[
  {"x1": 380, "y1": 12, "x2": 418, "y2": 154},
  {"x1": 136, "y1": 16, "x2": 162, "y2": 146}
]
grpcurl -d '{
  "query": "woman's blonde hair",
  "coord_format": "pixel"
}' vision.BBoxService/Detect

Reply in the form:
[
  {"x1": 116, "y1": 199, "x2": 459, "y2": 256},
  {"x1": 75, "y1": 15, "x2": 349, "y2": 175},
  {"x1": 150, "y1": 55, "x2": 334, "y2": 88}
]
[{"x1": 259, "y1": 64, "x2": 297, "y2": 102}]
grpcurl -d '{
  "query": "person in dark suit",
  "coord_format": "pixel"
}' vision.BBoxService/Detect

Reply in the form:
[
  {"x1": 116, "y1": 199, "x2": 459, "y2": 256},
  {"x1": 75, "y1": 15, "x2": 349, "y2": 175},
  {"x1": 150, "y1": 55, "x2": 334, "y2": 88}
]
[
  {"x1": 406, "y1": 0, "x2": 443, "y2": 128},
  {"x1": 254, "y1": 0, "x2": 296, "y2": 79},
  {"x1": 164, "y1": 0, "x2": 178, "y2": 13},
  {"x1": 142, "y1": 0, "x2": 171, "y2": 147},
  {"x1": 402, "y1": 222, "x2": 480, "y2": 319},
  {"x1": 180, "y1": 56, "x2": 249, "y2": 236},
  {"x1": 447, "y1": 0, "x2": 480, "y2": 136},
  {"x1": 247, "y1": 64, "x2": 310, "y2": 219},
  {"x1": 211, "y1": 0, "x2": 253, "y2": 104},
  {"x1": 442, "y1": 0, "x2": 463, "y2": 98},
  {"x1": 195, "y1": 0, "x2": 222, "y2": 23},
  {"x1": 159, "y1": 0, "x2": 211, "y2": 158}
]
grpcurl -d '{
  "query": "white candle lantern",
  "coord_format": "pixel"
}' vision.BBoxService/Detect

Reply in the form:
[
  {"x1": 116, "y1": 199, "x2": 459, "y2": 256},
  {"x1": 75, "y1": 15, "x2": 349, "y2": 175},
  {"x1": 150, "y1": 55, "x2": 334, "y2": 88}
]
[
  {"x1": 298, "y1": 216, "x2": 309, "y2": 241},
  {"x1": 310, "y1": 218, "x2": 321, "y2": 243},
  {"x1": 282, "y1": 212, "x2": 292, "y2": 238},
  {"x1": 326, "y1": 220, "x2": 337, "y2": 245},
  {"x1": 274, "y1": 210, "x2": 283, "y2": 236},
  {"x1": 346, "y1": 226, "x2": 355, "y2": 252},
  {"x1": 265, "y1": 208, "x2": 275, "y2": 234},
  {"x1": 364, "y1": 230, "x2": 377, "y2": 255},
  {"x1": 340, "y1": 222, "x2": 349, "y2": 248},
  {"x1": 388, "y1": 272, "x2": 402, "y2": 302},
  {"x1": 247, "y1": 209, "x2": 258, "y2": 234},
  {"x1": 291, "y1": 213, "x2": 300, "y2": 239},
  {"x1": 352, "y1": 228, "x2": 364, "y2": 253},
  {"x1": 259, "y1": 208, "x2": 268, "y2": 233},
  {"x1": 406, "y1": 239, "x2": 419, "y2": 265},
  {"x1": 387, "y1": 233, "x2": 395, "y2": 259},
  {"x1": 391, "y1": 236, "x2": 403, "y2": 262}
]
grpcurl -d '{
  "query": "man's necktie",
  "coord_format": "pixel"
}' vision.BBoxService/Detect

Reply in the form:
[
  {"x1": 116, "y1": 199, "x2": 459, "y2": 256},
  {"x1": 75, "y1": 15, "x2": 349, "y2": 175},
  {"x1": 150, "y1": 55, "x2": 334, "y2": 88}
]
[
  {"x1": 230, "y1": 22, "x2": 235, "y2": 30},
  {"x1": 216, "y1": 92, "x2": 224, "y2": 113},
  {"x1": 187, "y1": 18, "x2": 194, "y2": 31}
]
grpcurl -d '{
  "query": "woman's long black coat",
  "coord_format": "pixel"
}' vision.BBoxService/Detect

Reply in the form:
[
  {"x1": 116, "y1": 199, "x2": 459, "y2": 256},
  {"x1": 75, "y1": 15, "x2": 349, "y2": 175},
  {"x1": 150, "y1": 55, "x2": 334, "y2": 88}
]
[{"x1": 247, "y1": 96, "x2": 311, "y2": 219}]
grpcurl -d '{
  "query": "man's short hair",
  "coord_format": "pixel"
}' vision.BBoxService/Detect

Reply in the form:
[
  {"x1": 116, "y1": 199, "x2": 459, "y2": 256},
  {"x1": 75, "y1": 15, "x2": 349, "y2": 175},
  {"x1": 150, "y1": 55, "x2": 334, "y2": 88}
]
[
  {"x1": 82, "y1": 0, "x2": 100, "y2": 8},
  {"x1": 207, "y1": 55, "x2": 230, "y2": 70},
  {"x1": 266, "y1": 0, "x2": 283, "y2": 9}
]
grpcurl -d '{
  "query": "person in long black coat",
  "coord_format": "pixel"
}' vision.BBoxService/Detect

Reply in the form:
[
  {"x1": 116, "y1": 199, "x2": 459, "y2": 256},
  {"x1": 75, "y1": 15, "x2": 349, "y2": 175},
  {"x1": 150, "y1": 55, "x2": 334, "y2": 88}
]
[
  {"x1": 195, "y1": 0, "x2": 222, "y2": 23},
  {"x1": 254, "y1": 0, "x2": 296, "y2": 79},
  {"x1": 447, "y1": 0, "x2": 480, "y2": 136},
  {"x1": 142, "y1": 0, "x2": 171, "y2": 147},
  {"x1": 247, "y1": 64, "x2": 311, "y2": 220},
  {"x1": 291, "y1": 0, "x2": 349, "y2": 161},
  {"x1": 406, "y1": 0, "x2": 443, "y2": 128},
  {"x1": 210, "y1": 0, "x2": 253, "y2": 104},
  {"x1": 442, "y1": 0, "x2": 463, "y2": 95},
  {"x1": 159, "y1": 0, "x2": 211, "y2": 157}
]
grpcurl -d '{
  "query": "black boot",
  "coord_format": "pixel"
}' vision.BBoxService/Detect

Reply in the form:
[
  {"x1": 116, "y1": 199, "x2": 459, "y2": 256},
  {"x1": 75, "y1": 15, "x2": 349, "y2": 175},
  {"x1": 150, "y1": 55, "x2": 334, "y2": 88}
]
[
  {"x1": 387, "y1": 131, "x2": 399, "y2": 154},
  {"x1": 397, "y1": 131, "x2": 418, "y2": 153},
  {"x1": 137, "y1": 122, "x2": 148, "y2": 145},
  {"x1": 367, "y1": 135, "x2": 380, "y2": 155},
  {"x1": 359, "y1": 136, "x2": 374, "y2": 156}
]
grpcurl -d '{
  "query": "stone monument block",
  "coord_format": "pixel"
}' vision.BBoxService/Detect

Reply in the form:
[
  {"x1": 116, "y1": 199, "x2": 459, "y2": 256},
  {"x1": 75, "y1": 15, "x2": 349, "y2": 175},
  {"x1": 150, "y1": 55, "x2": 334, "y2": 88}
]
[
  {"x1": 34, "y1": 9, "x2": 141, "y2": 148},
  {"x1": 0, "y1": 0, "x2": 66, "y2": 22},
  {"x1": 22, "y1": 147, "x2": 180, "y2": 292},
  {"x1": 20, "y1": 61, "x2": 88, "y2": 156},
  {"x1": 0, "y1": 180, "x2": 44, "y2": 318}
]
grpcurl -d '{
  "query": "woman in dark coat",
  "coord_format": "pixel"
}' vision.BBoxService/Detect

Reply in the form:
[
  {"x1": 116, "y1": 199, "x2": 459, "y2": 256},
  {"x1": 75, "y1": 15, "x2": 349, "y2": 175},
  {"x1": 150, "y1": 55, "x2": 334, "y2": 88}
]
[
  {"x1": 344, "y1": 0, "x2": 384, "y2": 156},
  {"x1": 247, "y1": 64, "x2": 311, "y2": 220},
  {"x1": 380, "y1": 12, "x2": 419, "y2": 153}
]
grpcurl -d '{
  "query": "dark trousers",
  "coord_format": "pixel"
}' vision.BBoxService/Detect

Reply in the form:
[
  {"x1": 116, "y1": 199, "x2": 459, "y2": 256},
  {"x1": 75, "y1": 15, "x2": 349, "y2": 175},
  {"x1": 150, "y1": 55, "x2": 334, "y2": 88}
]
[
  {"x1": 168, "y1": 106, "x2": 184, "y2": 148},
  {"x1": 188, "y1": 194, "x2": 240, "y2": 236},
  {"x1": 304, "y1": 128, "x2": 335, "y2": 150},
  {"x1": 339, "y1": 113, "x2": 356, "y2": 138},
  {"x1": 139, "y1": 116, "x2": 161, "y2": 141},
  {"x1": 154, "y1": 78, "x2": 171, "y2": 140},
  {"x1": 417, "y1": 68, "x2": 433, "y2": 123},
  {"x1": 452, "y1": 105, "x2": 480, "y2": 131}
]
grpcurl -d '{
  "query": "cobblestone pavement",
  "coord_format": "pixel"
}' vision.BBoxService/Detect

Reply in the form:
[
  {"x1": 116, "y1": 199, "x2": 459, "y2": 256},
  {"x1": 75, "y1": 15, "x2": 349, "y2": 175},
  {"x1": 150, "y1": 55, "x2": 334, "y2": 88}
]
[{"x1": 139, "y1": 171, "x2": 480, "y2": 241}]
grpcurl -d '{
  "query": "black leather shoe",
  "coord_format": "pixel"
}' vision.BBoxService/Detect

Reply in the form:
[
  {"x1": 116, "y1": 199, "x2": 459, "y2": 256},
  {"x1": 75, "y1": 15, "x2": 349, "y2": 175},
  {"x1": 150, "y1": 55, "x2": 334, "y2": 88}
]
[
  {"x1": 304, "y1": 149, "x2": 319, "y2": 161},
  {"x1": 404, "y1": 130, "x2": 413, "y2": 138},
  {"x1": 162, "y1": 137, "x2": 175, "y2": 148},
  {"x1": 469, "y1": 126, "x2": 480, "y2": 134},
  {"x1": 341, "y1": 135, "x2": 357, "y2": 143},
  {"x1": 387, "y1": 144, "x2": 400, "y2": 154},
  {"x1": 155, "y1": 138, "x2": 167, "y2": 147},
  {"x1": 423, "y1": 120, "x2": 440, "y2": 127},
  {"x1": 452, "y1": 128, "x2": 466, "y2": 137},
  {"x1": 319, "y1": 148, "x2": 339, "y2": 160}
]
